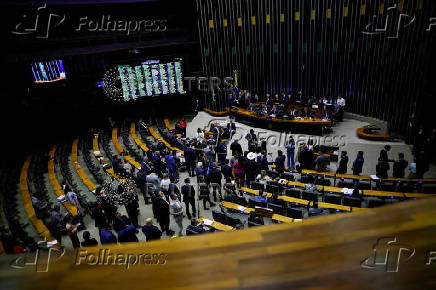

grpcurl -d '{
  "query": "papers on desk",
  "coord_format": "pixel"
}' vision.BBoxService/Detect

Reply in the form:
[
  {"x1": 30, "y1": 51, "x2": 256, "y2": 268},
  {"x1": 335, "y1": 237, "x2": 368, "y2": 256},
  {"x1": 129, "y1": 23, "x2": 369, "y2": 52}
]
[
  {"x1": 370, "y1": 175, "x2": 379, "y2": 180},
  {"x1": 202, "y1": 219, "x2": 213, "y2": 226},
  {"x1": 47, "y1": 240, "x2": 58, "y2": 247},
  {"x1": 341, "y1": 188, "x2": 354, "y2": 195},
  {"x1": 57, "y1": 195, "x2": 66, "y2": 203},
  {"x1": 237, "y1": 205, "x2": 247, "y2": 212}
]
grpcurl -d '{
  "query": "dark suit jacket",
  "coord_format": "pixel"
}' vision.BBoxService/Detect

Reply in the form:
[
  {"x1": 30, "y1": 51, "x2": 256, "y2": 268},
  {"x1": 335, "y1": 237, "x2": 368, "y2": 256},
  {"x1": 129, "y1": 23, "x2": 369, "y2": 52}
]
[
  {"x1": 181, "y1": 184, "x2": 195, "y2": 202},
  {"x1": 141, "y1": 225, "x2": 162, "y2": 241}
]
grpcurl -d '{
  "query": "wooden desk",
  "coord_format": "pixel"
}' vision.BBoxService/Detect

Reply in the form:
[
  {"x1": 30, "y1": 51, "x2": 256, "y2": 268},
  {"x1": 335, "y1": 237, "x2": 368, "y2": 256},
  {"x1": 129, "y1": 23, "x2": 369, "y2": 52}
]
[
  {"x1": 239, "y1": 187, "x2": 364, "y2": 212},
  {"x1": 230, "y1": 107, "x2": 332, "y2": 127},
  {"x1": 220, "y1": 201, "x2": 294, "y2": 223},
  {"x1": 2, "y1": 198, "x2": 436, "y2": 289},
  {"x1": 357, "y1": 125, "x2": 391, "y2": 141},
  {"x1": 203, "y1": 107, "x2": 231, "y2": 116},
  {"x1": 282, "y1": 180, "x2": 434, "y2": 199},
  {"x1": 302, "y1": 169, "x2": 436, "y2": 184},
  {"x1": 197, "y1": 218, "x2": 233, "y2": 231}
]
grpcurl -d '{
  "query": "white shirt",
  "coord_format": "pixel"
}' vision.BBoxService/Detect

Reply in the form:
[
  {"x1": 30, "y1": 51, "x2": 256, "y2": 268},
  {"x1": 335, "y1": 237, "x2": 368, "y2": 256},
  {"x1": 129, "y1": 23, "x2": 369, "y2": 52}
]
[
  {"x1": 160, "y1": 179, "x2": 171, "y2": 191},
  {"x1": 337, "y1": 97, "x2": 346, "y2": 106}
]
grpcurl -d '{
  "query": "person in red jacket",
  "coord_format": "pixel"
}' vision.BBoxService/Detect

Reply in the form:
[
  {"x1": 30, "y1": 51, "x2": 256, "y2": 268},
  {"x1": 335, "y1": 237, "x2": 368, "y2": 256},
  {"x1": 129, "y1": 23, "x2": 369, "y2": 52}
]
[{"x1": 179, "y1": 119, "x2": 187, "y2": 136}]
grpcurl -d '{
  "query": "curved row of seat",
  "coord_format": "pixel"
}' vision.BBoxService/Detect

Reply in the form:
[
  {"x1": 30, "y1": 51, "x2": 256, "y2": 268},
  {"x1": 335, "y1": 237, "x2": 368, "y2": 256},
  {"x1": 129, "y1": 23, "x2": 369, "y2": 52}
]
[
  {"x1": 92, "y1": 133, "x2": 123, "y2": 182},
  {"x1": 72, "y1": 138, "x2": 96, "y2": 192},
  {"x1": 148, "y1": 126, "x2": 184, "y2": 154},
  {"x1": 112, "y1": 126, "x2": 141, "y2": 169},
  {"x1": 20, "y1": 156, "x2": 57, "y2": 243},
  {"x1": 130, "y1": 122, "x2": 149, "y2": 153},
  {"x1": 48, "y1": 145, "x2": 78, "y2": 216}
]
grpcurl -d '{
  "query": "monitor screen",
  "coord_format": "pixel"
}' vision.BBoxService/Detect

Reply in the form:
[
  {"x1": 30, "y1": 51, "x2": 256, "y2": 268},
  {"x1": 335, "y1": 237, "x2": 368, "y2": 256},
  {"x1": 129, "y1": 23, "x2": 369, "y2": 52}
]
[
  {"x1": 117, "y1": 57, "x2": 186, "y2": 101},
  {"x1": 31, "y1": 60, "x2": 66, "y2": 83}
]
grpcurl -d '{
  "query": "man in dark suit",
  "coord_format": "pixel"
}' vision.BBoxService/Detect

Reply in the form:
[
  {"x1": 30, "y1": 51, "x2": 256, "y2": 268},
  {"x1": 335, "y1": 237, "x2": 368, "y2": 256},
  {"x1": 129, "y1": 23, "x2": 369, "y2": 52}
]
[
  {"x1": 257, "y1": 151, "x2": 269, "y2": 172},
  {"x1": 275, "y1": 150, "x2": 286, "y2": 174},
  {"x1": 181, "y1": 178, "x2": 197, "y2": 219},
  {"x1": 155, "y1": 191, "x2": 172, "y2": 235},
  {"x1": 393, "y1": 153, "x2": 408, "y2": 178},
  {"x1": 227, "y1": 119, "x2": 236, "y2": 135},
  {"x1": 81, "y1": 231, "x2": 98, "y2": 247},
  {"x1": 141, "y1": 218, "x2": 162, "y2": 241},
  {"x1": 380, "y1": 145, "x2": 393, "y2": 162},
  {"x1": 221, "y1": 159, "x2": 233, "y2": 180},
  {"x1": 184, "y1": 144, "x2": 197, "y2": 177},
  {"x1": 230, "y1": 139, "x2": 243, "y2": 157},
  {"x1": 336, "y1": 151, "x2": 349, "y2": 174},
  {"x1": 216, "y1": 141, "x2": 227, "y2": 165}
]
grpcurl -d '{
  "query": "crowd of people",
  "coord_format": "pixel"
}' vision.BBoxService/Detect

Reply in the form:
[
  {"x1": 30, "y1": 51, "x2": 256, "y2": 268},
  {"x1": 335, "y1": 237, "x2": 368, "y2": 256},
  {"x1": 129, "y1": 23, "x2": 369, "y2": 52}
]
[{"x1": 1, "y1": 110, "x2": 434, "y2": 253}]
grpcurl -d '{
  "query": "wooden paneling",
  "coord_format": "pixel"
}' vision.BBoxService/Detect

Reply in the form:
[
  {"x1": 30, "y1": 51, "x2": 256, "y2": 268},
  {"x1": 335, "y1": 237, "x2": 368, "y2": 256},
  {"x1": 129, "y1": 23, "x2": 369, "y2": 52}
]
[{"x1": 2, "y1": 197, "x2": 436, "y2": 289}]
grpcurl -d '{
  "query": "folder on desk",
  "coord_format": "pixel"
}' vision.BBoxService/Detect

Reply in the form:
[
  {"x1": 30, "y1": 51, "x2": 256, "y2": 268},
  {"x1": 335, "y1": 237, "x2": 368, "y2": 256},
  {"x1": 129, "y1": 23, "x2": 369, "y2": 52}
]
[
  {"x1": 202, "y1": 219, "x2": 213, "y2": 226},
  {"x1": 237, "y1": 205, "x2": 247, "y2": 212}
]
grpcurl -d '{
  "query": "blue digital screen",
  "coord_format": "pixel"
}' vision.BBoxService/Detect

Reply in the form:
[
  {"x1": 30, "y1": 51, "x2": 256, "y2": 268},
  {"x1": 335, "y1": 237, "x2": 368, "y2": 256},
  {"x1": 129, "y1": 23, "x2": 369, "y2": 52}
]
[{"x1": 31, "y1": 60, "x2": 66, "y2": 83}]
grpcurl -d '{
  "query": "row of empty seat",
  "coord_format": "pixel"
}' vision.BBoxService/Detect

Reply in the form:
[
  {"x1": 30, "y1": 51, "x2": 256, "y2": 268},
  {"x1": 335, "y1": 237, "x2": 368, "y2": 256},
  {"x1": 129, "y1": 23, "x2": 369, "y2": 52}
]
[
  {"x1": 48, "y1": 145, "x2": 78, "y2": 216},
  {"x1": 20, "y1": 156, "x2": 57, "y2": 243}
]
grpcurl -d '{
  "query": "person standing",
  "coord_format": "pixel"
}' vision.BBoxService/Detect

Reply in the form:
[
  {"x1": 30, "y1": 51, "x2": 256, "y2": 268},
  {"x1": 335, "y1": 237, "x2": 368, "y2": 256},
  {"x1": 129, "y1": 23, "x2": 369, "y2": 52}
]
[
  {"x1": 230, "y1": 139, "x2": 243, "y2": 157},
  {"x1": 121, "y1": 184, "x2": 140, "y2": 228},
  {"x1": 216, "y1": 141, "x2": 227, "y2": 165},
  {"x1": 65, "y1": 186, "x2": 84, "y2": 216},
  {"x1": 184, "y1": 144, "x2": 197, "y2": 177},
  {"x1": 274, "y1": 150, "x2": 286, "y2": 174},
  {"x1": 198, "y1": 175, "x2": 215, "y2": 210},
  {"x1": 155, "y1": 191, "x2": 172, "y2": 236},
  {"x1": 285, "y1": 136, "x2": 296, "y2": 170},
  {"x1": 165, "y1": 150, "x2": 179, "y2": 182},
  {"x1": 181, "y1": 178, "x2": 197, "y2": 219},
  {"x1": 169, "y1": 194, "x2": 184, "y2": 236},
  {"x1": 352, "y1": 151, "x2": 365, "y2": 175},
  {"x1": 65, "y1": 216, "x2": 80, "y2": 248},
  {"x1": 336, "y1": 151, "x2": 349, "y2": 174},
  {"x1": 393, "y1": 153, "x2": 408, "y2": 178}
]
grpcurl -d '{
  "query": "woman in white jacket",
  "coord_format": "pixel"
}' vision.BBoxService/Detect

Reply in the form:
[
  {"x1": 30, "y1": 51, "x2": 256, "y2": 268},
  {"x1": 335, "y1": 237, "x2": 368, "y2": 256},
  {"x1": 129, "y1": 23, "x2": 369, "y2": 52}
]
[{"x1": 169, "y1": 194, "x2": 184, "y2": 236}]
